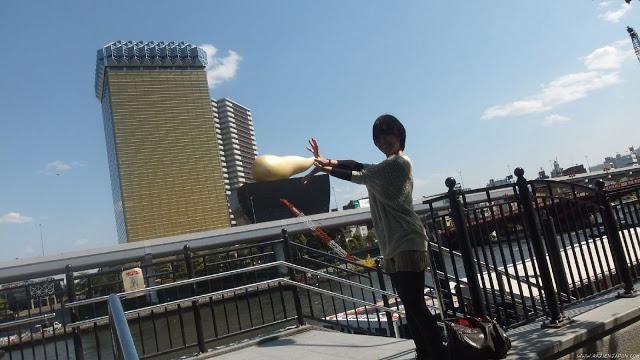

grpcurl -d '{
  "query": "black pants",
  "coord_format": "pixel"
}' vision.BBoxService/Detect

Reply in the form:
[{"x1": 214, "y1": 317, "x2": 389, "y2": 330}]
[{"x1": 390, "y1": 271, "x2": 446, "y2": 360}]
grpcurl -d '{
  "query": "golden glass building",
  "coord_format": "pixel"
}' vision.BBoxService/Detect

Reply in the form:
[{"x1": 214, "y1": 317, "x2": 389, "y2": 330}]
[{"x1": 95, "y1": 41, "x2": 230, "y2": 243}]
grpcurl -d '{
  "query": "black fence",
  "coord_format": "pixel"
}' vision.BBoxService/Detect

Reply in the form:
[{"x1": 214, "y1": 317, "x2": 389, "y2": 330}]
[
  {"x1": 1, "y1": 167, "x2": 639, "y2": 359},
  {"x1": 0, "y1": 231, "x2": 417, "y2": 360},
  {"x1": 423, "y1": 168, "x2": 639, "y2": 329}
]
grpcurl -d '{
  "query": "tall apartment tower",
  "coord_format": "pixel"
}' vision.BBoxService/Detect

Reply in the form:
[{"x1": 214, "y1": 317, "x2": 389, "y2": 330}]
[
  {"x1": 212, "y1": 98, "x2": 257, "y2": 226},
  {"x1": 212, "y1": 98, "x2": 257, "y2": 191},
  {"x1": 95, "y1": 41, "x2": 230, "y2": 243}
]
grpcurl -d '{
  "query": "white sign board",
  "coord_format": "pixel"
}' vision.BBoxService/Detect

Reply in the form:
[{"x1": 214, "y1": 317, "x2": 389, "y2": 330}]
[{"x1": 121, "y1": 267, "x2": 145, "y2": 295}]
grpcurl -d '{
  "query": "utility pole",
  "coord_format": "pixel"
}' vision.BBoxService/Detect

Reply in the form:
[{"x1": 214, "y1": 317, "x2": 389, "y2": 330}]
[{"x1": 629, "y1": 27, "x2": 640, "y2": 64}]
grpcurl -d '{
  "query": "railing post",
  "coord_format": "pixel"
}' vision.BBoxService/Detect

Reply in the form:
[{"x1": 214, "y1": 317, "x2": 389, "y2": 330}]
[
  {"x1": 142, "y1": 253, "x2": 159, "y2": 305},
  {"x1": 273, "y1": 239, "x2": 287, "y2": 276},
  {"x1": 281, "y1": 229, "x2": 305, "y2": 326},
  {"x1": 541, "y1": 216, "x2": 571, "y2": 301},
  {"x1": 65, "y1": 264, "x2": 85, "y2": 360},
  {"x1": 595, "y1": 180, "x2": 637, "y2": 297},
  {"x1": 183, "y1": 245, "x2": 208, "y2": 354},
  {"x1": 108, "y1": 294, "x2": 140, "y2": 360},
  {"x1": 515, "y1": 168, "x2": 570, "y2": 328},
  {"x1": 375, "y1": 258, "x2": 396, "y2": 338},
  {"x1": 445, "y1": 177, "x2": 485, "y2": 317}
]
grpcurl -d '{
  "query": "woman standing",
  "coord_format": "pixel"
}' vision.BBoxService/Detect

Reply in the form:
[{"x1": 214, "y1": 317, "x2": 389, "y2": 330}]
[{"x1": 303, "y1": 114, "x2": 447, "y2": 360}]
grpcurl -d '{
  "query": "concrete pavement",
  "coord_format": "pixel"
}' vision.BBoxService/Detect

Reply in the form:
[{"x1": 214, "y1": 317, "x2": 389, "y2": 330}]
[{"x1": 195, "y1": 326, "x2": 417, "y2": 360}]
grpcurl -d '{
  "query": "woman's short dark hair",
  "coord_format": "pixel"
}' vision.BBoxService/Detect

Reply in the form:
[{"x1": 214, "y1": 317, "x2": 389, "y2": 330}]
[{"x1": 373, "y1": 114, "x2": 406, "y2": 150}]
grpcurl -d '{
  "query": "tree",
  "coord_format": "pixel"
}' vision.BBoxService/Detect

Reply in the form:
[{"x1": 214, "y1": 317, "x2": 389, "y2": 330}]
[
  {"x1": 153, "y1": 262, "x2": 173, "y2": 283},
  {"x1": 192, "y1": 256, "x2": 206, "y2": 276},
  {"x1": 365, "y1": 229, "x2": 377, "y2": 247},
  {"x1": 350, "y1": 233, "x2": 364, "y2": 251},
  {"x1": 336, "y1": 232, "x2": 349, "y2": 251},
  {"x1": 295, "y1": 233, "x2": 308, "y2": 246}
]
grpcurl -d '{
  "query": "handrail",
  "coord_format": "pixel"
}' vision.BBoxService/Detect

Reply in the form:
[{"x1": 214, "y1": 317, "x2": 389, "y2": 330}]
[
  {"x1": 107, "y1": 294, "x2": 139, "y2": 360},
  {"x1": 65, "y1": 260, "x2": 402, "y2": 309},
  {"x1": 528, "y1": 179, "x2": 596, "y2": 193},
  {"x1": 68, "y1": 277, "x2": 405, "y2": 329},
  {"x1": 290, "y1": 241, "x2": 375, "y2": 270},
  {"x1": 0, "y1": 313, "x2": 56, "y2": 330},
  {"x1": 428, "y1": 241, "x2": 542, "y2": 291},
  {"x1": 0, "y1": 203, "x2": 447, "y2": 283}
]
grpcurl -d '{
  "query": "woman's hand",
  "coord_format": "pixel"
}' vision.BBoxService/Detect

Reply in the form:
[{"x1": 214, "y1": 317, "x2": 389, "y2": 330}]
[
  {"x1": 306, "y1": 138, "x2": 331, "y2": 167},
  {"x1": 302, "y1": 161, "x2": 332, "y2": 184}
]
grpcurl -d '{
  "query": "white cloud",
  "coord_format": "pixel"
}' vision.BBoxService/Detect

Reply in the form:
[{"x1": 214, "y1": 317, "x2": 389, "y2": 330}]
[
  {"x1": 43, "y1": 160, "x2": 82, "y2": 174},
  {"x1": 599, "y1": 3, "x2": 632, "y2": 23},
  {"x1": 481, "y1": 39, "x2": 634, "y2": 120},
  {"x1": 482, "y1": 100, "x2": 549, "y2": 119},
  {"x1": 200, "y1": 44, "x2": 242, "y2": 89},
  {"x1": 75, "y1": 238, "x2": 89, "y2": 246},
  {"x1": 24, "y1": 246, "x2": 34, "y2": 254},
  {"x1": 584, "y1": 46, "x2": 623, "y2": 70},
  {"x1": 541, "y1": 71, "x2": 620, "y2": 104},
  {"x1": 599, "y1": 1, "x2": 610, "y2": 8},
  {"x1": 0, "y1": 212, "x2": 33, "y2": 224},
  {"x1": 543, "y1": 114, "x2": 572, "y2": 127},
  {"x1": 584, "y1": 41, "x2": 635, "y2": 70},
  {"x1": 47, "y1": 160, "x2": 71, "y2": 172},
  {"x1": 481, "y1": 71, "x2": 620, "y2": 119}
]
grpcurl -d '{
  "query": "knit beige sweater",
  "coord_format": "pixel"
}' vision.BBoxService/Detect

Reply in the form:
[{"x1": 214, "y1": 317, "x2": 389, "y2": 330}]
[{"x1": 350, "y1": 153, "x2": 428, "y2": 260}]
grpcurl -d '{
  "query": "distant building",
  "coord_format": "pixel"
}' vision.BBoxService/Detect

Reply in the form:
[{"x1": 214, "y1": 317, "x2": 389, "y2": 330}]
[
  {"x1": 345, "y1": 224, "x2": 369, "y2": 240},
  {"x1": 212, "y1": 98, "x2": 258, "y2": 226},
  {"x1": 343, "y1": 198, "x2": 370, "y2": 210},
  {"x1": 550, "y1": 160, "x2": 563, "y2": 178},
  {"x1": 95, "y1": 41, "x2": 230, "y2": 243},
  {"x1": 604, "y1": 153, "x2": 637, "y2": 169},
  {"x1": 632, "y1": 146, "x2": 640, "y2": 161},
  {"x1": 563, "y1": 164, "x2": 587, "y2": 177},
  {"x1": 537, "y1": 168, "x2": 549, "y2": 180},
  {"x1": 486, "y1": 175, "x2": 514, "y2": 187},
  {"x1": 212, "y1": 98, "x2": 257, "y2": 191}
]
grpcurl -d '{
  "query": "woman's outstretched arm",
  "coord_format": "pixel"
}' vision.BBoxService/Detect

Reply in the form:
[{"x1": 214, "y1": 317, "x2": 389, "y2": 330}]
[{"x1": 303, "y1": 137, "x2": 369, "y2": 183}]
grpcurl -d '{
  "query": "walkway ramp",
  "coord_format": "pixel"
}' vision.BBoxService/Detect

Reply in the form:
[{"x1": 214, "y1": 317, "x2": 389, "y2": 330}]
[{"x1": 196, "y1": 326, "x2": 416, "y2": 360}]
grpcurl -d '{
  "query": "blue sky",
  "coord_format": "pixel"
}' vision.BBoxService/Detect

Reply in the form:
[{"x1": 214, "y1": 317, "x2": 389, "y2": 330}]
[{"x1": 1, "y1": 1, "x2": 638, "y2": 261}]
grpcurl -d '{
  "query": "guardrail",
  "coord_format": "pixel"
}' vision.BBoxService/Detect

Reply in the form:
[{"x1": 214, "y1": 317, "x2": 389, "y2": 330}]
[
  {"x1": 2, "y1": 167, "x2": 639, "y2": 359},
  {"x1": 423, "y1": 168, "x2": 640, "y2": 329},
  {"x1": 107, "y1": 294, "x2": 138, "y2": 360},
  {"x1": 60, "y1": 258, "x2": 412, "y2": 359}
]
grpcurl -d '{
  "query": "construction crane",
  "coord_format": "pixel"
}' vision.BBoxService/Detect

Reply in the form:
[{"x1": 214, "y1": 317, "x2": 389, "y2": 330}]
[{"x1": 628, "y1": 27, "x2": 640, "y2": 64}]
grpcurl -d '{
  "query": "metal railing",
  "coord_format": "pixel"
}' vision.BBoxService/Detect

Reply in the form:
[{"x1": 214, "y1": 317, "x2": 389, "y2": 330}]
[
  {"x1": 61, "y1": 259, "x2": 410, "y2": 359},
  {"x1": 422, "y1": 168, "x2": 640, "y2": 329},
  {"x1": 2, "y1": 167, "x2": 639, "y2": 359},
  {"x1": 107, "y1": 294, "x2": 138, "y2": 360}
]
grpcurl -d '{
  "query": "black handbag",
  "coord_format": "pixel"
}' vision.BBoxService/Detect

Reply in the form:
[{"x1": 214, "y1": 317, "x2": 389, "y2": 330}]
[
  {"x1": 426, "y1": 242, "x2": 511, "y2": 359},
  {"x1": 444, "y1": 316, "x2": 511, "y2": 359}
]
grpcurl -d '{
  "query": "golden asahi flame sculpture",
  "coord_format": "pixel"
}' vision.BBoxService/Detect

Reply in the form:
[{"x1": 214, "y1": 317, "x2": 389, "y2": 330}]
[{"x1": 251, "y1": 155, "x2": 315, "y2": 182}]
